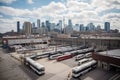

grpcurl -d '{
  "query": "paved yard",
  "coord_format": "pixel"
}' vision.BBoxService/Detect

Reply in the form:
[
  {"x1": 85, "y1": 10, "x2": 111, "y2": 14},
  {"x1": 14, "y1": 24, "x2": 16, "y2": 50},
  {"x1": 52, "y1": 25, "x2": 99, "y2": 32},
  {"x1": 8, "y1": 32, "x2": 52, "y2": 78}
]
[
  {"x1": 0, "y1": 48, "x2": 32, "y2": 80},
  {"x1": 0, "y1": 48, "x2": 119, "y2": 80}
]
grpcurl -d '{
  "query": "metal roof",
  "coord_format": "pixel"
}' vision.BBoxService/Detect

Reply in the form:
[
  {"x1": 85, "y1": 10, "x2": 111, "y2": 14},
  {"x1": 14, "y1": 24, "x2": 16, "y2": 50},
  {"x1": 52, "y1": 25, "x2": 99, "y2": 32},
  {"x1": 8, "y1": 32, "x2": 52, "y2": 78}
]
[{"x1": 98, "y1": 49, "x2": 120, "y2": 59}]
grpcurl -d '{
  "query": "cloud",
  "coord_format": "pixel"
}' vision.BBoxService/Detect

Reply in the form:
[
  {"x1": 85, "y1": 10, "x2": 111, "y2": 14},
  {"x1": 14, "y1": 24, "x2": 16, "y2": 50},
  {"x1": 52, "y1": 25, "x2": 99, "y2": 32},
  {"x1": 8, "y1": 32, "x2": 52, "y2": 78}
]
[
  {"x1": 27, "y1": 0, "x2": 34, "y2": 4},
  {"x1": 66, "y1": 0, "x2": 92, "y2": 12},
  {"x1": 0, "y1": 1, "x2": 66, "y2": 18},
  {"x1": 39, "y1": 1, "x2": 66, "y2": 15},
  {"x1": 92, "y1": 0, "x2": 120, "y2": 13},
  {"x1": 0, "y1": 15, "x2": 3, "y2": 18},
  {"x1": 101, "y1": 13, "x2": 120, "y2": 30},
  {"x1": 102, "y1": 13, "x2": 120, "y2": 19},
  {"x1": 0, "y1": 6, "x2": 32, "y2": 17},
  {"x1": 0, "y1": 0, "x2": 120, "y2": 33},
  {"x1": 0, "y1": 17, "x2": 30, "y2": 33},
  {"x1": 0, "y1": 0, "x2": 16, "y2": 4}
]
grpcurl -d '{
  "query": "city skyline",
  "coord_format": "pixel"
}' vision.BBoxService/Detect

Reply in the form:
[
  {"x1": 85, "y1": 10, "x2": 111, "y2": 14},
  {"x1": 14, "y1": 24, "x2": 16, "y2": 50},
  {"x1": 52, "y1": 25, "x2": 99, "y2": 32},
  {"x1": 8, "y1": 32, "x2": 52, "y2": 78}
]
[
  {"x1": 16, "y1": 19, "x2": 114, "y2": 35},
  {"x1": 0, "y1": 0, "x2": 120, "y2": 33}
]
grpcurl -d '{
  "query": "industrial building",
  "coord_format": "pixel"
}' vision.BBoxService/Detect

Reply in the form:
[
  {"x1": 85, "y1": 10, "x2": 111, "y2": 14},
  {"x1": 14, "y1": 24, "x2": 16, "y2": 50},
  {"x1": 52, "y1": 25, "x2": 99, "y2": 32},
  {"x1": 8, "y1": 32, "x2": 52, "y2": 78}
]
[
  {"x1": 52, "y1": 34, "x2": 120, "y2": 50},
  {"x1": 92, "y1": 49, "x2": 120, "y2": 71},
  {"x1": 2, "y1": 35, "x2": 50, "y2": 52}
]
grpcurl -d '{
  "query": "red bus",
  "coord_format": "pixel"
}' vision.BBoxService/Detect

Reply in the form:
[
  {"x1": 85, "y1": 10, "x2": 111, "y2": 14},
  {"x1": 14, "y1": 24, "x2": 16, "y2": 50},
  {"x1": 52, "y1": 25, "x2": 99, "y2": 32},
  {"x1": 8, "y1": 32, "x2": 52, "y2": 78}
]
[{"x1": 56, "y1": 54, "x2": 73, "y2": 61}]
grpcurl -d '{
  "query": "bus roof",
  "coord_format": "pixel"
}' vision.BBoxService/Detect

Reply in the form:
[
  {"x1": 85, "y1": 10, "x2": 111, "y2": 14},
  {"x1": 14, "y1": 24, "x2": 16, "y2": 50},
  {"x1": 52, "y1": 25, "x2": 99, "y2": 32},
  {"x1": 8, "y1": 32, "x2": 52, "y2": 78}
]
[{"x1": 72, "y1": 60, "x2": 96, "y2": 72}]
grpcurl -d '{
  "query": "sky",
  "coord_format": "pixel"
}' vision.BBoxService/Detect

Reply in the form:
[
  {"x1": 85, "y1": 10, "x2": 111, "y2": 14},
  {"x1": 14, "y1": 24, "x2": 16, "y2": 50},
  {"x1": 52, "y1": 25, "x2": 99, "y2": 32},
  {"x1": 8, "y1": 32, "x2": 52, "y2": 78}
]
[{"x1": 0, "y1": 0, "x2": 120, "y2": 33}]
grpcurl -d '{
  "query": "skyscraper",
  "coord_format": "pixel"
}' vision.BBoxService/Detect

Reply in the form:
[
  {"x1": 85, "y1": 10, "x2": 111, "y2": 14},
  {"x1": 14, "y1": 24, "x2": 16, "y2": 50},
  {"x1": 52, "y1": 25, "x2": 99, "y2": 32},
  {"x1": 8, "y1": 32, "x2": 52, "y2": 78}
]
[
  {"x1": 64, "y1": 26, "x2": 73, "y2": 34},
  {"x1": 41, "y1": 22, "x2": 45, "y2": 27},
  {"x1": 40, "y1": 22, "x2": 48, "y2": 34},
  {"x1": 50, "y1": 23, "x2": 55, "y2": 31},
  {"x1": 23, "y1": 22, "x2": 32, "y2": 35},
  {"x1": 104, "y1": 22, "x2": 110, "y2": 32},
  {"x1": 37, "y1": 19, "x2": 40, "y2": 28},
  {"x1": 59, "y1": 20, "x2": 62, "y2": 33},
  {"x1": 87, "y1": 23, "x2": 95, "y2": 31},
  {"x1": 32, "y1": 22, "x2": 35, "y2": 28},
  {"x1": 68, "y1": 19, "x2": 72, "y2": 27},
  {"x1": 96, "y1": 25, "x2": 101, "y2": 30},
  {"x1": 80, "y1": 24, "x2": 84, "y2": 31},
  {"x1": 17, "y1": 21, "x2": 20, "y2": 33},
  {"x1": 75, "y1": 24, "x2": 79, "y2": 31},
  {"x1": 46, "y1": 20, "x2": 50, "y2": 31}
]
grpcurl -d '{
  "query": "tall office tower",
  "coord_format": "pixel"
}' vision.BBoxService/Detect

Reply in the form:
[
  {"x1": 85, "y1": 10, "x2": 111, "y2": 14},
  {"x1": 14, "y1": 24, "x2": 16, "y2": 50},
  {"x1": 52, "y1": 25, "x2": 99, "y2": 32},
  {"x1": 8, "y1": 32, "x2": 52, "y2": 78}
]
[
  {"x1": 63, "y1": 17, "x2": 65, "y2": 33},
  {"x1": 59, "y1": 20, "x2": 62, "y2": 33},
  {"x1": 87, "y1": 23, "x2": 95, "y2": 31},
  {"x1": 17, "y1": 21, "x2": 20, "y2": 33},
  {"x1": 50, "y1": 23, "x2": 55, "y2": 31},
  {"x1": 96, "y1": 25, "x2": 101, "y2": 30},
  {"x1": 104, "y1": 22, "x2": 110, "y2": 32},
  {"x1": 79, "y1": 24, "x2": 84, "y2": 31},
  {"x1": 68, "y1": 19, "x2": 72, "y2": 27},
  {"x1": 32, "y1": 22, "x2": 35, "y2": 28},
  {"x1": 74, "y1": 24, "x2": 79, "y2": 31},
  {"x1": 64, "y1": 26, "x2": 73, "y2": 34},
  {"x1": 23, "y1": 21, "x2": 32, "y2": 35},
  {"x1": 41, "y1": 22, "x2": 45, "y2": 27},
  {"x1": 84, "y1": 26, "x2": 88, "y2": 31},
  {"x1": 37, "y1": 19, "x2": 40, "y2": 28},
  {"x1": 46, "y1": 20, "x2": 50, "y2": 32},
  {"x1": 40, "y1": 22, "x2": 48, "y2": 35}
]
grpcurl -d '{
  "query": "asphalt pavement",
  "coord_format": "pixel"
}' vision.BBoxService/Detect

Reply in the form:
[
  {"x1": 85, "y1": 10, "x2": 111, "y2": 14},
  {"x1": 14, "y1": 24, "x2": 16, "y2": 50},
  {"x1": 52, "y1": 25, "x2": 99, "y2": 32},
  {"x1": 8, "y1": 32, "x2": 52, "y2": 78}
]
[
  {"x1": 0, "y1": 48, "x2": 119, "y2": 80},
  {"x1": 0, "y1": 48, "x2": 32, "y2": 80}
]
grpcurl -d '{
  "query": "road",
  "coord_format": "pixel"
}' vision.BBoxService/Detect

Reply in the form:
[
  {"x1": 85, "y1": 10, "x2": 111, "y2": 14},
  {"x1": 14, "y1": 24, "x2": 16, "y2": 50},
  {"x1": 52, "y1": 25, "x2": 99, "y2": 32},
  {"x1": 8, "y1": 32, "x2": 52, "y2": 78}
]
[{"x1": 0, "y1": 48, "x2": 33, "y2": 80}]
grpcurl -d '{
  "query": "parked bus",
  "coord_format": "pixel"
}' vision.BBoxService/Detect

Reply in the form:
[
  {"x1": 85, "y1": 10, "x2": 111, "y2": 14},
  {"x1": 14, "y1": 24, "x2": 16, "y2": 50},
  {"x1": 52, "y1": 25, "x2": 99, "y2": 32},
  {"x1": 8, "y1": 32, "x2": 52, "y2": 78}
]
[
  {"x1": 85, "y1": 52, "x2": 92, "y2": 58},
  {"x1": 75, "y1": 47, "x2": 94, "y2": 55},
  {"x1": 30, "y1": 52, "x2": 50, "y2": 60},
  {"x1": 78, "y1": 58, "x2": 89, "y2": 66},
  {"x1": 76, "y1": 50, "x2": 85, "y2": 54},
  {"x1": 75, "y1": 54, "x2": 85, "y2": 61},
  {"x1": 83, "y1": 47, "x2": 94, "y2": 52},
  {"x1": 56, "y1": 54, "x2": 73, "y2": 61},
  {"x1": 56, "y1": 50, "x2": 78, "y2": 61},
  {"x1": 48, "y1": 54, "x2": 63, "y2": 60},
  {"x1": 88, "y1": 58, "x2": 93, "y2": 61},
  {"x1": 25, "y1": 57, "x2": 45, "y2": 75},
  {"x1": 70, "y1": 51, "x2": 78, "y2": 56},
  {"x1": 72, "y1": 60, "x2": 97, "y2": 78}
]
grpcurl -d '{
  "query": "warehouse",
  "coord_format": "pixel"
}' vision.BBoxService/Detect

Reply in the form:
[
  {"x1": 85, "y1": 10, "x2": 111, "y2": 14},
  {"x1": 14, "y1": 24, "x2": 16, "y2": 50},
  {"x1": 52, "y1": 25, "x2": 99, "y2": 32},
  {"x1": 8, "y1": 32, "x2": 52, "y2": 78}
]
[{"x1": 92, "y1": 49, "x2": 120, "y2": 71}]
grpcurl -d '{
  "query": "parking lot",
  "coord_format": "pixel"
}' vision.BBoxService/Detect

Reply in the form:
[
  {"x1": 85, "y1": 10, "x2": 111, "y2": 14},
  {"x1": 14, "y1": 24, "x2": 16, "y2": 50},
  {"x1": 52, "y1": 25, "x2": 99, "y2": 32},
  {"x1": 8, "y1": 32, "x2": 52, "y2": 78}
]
[
  {"x1": 34, "y1": 57, "x2": 116, "y2": 80},
  {"x1": 0, "y1": 47, "x2": 119, "y2": 80}
]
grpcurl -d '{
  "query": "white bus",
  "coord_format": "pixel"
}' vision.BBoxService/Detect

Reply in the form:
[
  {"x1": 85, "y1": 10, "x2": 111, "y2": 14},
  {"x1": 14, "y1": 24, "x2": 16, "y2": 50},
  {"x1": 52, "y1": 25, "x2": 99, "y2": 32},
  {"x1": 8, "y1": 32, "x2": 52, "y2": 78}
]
[
  {"x1": 25, "y1": 57, "x2": 45, "y2": 75},
  {"x1": 78, "y1": 58, "x2": 89, "y2": 66},
  {"x1": 48, "y1": 54, "x2": 63, "y2": 60},
  {"x1": 75, "y1": 54, "x2": 85, "y2": 61},
  {"x1": 76, "y1": 50, "x2": 84, "y2": 54},
  {"x1": 72, "y1": 60, "x2": 97, "y2": 78},
  {"x1": 76, "y1": 47, "x2": 94, "y2": 55},
  {"x1": 85, "y1": 52, "x2": 92, "y2": 58}
]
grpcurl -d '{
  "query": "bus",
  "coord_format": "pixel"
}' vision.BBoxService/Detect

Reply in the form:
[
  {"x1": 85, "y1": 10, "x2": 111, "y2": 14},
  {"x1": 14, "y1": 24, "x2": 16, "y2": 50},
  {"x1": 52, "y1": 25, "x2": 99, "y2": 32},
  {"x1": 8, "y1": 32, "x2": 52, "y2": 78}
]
[
  {"x1": 56, "y1": 50, "x2": 78, "y2": 61},
  {"x1": 78, "y1": 58, "x2": 89, "y2": 66},
  {"x1": 25, "y1": 57, "x2": 45, "y2": 75},
  {"x1": 70, "y1": 51, "x2": 78, "y2": 56},
  {"x1": 48, "y1": 54, "x2": 63, "y2": 60},
  {"x1": 75, "y1": 47, "x2": 94, "y2": 55},
  {"x1": 30, "y1": 52, "x2": 50, "y2": 60},
  {"x1": 56, "y1": 54, "x2": 73, "y2": 61},
  {"x1": 72, "y1": 60, "x2": 97, "y2": 78},
  {"x1": 85, "y1": 53, "x2": 92, "y2": 58},
  {"x1": 76, "y1": 50, "x2": 85, "y2": 54},
  {"x1": 75, "y1": 54, "x2": 85, "y2": 61},
  {"x1": 83, "y1": 47, "x2": 94, "y2": 52}
]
